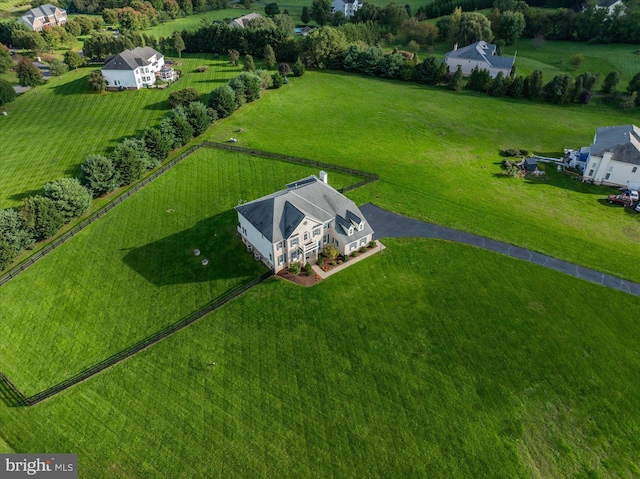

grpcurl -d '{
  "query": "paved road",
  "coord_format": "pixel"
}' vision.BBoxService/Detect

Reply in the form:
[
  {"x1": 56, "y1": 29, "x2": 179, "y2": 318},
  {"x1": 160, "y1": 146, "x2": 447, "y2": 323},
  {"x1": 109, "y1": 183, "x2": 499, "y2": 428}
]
[{"x1": 360, "y1": 203, "x2": 640, "y2": 297}]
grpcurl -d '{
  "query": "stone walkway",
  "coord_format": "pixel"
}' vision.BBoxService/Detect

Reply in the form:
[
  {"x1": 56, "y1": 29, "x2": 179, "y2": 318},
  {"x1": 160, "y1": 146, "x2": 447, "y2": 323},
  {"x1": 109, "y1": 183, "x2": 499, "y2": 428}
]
[
  {"x1": 312, "y1": 242, "x2": 387, "y2": 280},
  {"x1": 360, "y1": 203, "x2": 640, "y2": 297}
]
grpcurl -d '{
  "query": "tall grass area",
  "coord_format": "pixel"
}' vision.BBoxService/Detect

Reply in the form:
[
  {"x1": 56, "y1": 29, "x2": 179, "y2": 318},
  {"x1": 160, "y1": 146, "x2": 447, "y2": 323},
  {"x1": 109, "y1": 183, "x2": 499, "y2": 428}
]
[
  {"x1": 0, "y1": 54, "x2": 241, "y2": 209},
  {"x1": 0, "y1": 149, "x2": 359, "y2": 395},
  {"x1": 2, "y1": 239, "x2": 640, "y2": 477},
  {"x1": 202, "y1": 70, "x2": 640, "y2": 282}
]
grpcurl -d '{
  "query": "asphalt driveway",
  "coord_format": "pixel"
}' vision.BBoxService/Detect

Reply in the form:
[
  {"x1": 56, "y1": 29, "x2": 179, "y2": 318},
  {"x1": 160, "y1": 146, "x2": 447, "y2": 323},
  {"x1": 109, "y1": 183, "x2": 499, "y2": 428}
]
[{"x1": 360, "y1": 203, "x2": 640, "y2": 297}]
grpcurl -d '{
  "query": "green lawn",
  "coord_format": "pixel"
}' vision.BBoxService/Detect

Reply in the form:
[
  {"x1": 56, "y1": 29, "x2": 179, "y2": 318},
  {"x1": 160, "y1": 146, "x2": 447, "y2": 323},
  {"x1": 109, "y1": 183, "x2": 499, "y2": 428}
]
[
  {"x1": 2, "y1": 239, "x2": 640, "y2": 477},
  {"x1": 0, "y1": 54, "x2": 242, "y2": 209},
  {"x1": 0, "y1": 148, "x2": 358, "y2": 395},
  {"x1": 145, "y1": 8, "x2": 255, "y2": 38}
]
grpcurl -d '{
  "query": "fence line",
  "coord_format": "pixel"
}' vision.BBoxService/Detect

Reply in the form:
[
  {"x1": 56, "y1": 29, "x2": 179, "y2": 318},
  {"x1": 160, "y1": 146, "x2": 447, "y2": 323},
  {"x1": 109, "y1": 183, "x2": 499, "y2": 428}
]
[
  {"x1": 0, "y1": 371, "x2": 28, "y2": 407},
  {"x1": 23, "y1": 270, "x2": 273, "y2": 405},
  {"x1": 0, "y1": 142, "x2": 379, "y2": 405},
  {"x1": 0, "y1": 144, "x2": 203, "y2": 288},
  {"x1": 201, "y1": 142, "x2": 380, "y2": 191}
]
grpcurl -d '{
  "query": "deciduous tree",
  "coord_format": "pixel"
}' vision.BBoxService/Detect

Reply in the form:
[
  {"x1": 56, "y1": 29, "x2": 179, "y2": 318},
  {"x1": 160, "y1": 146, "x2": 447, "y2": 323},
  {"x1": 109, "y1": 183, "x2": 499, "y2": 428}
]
[
  {"x1": 207, "y1": 84, "x2": 237, "y2": 117},
  {"x1": 88, "y1": 70, "x2": 106, "y2": 91},
  {"x1": 602, "y1": 70, "x2": 620, "y2": 94},
  {"x1": 16, "y1": 57, "x2": 43, "y2": 90},
  {"x1": 168, "y1": 87, "x2": 200, "y2": 108},
  {"x1": 243, "y1": 54, "x2": 256, "y2": 71},
  {"x1": 172, "y1": 30, "x2": 185, "y2": 58},
  {"x1": 0, "y1": 44, "x2": 13, "y2": 74},
  {"x1": 49, "y1": 58, "x2": 68, "y2": 76},
  {"x1": 64, "y1": 50, "x2": 85, "y2": 70}
]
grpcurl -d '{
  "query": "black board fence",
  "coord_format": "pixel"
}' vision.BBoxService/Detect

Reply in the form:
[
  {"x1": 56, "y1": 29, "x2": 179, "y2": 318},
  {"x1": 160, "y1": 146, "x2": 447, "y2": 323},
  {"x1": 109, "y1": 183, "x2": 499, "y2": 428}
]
[
  {"x1": 16, "y1": 270, "x2": 273, "y2": 406},
  {"x1": 0, "y1": 142, "x2": 378, "y2": 288},
  {"x1": 201, "y1": 141, "x2": 379, "y2": 193},
  {"x1": 0, "y1": 142, "x2": 379, "y2": 405},
  {"x1": 0, "y1": 144, "x2": 204, "y2": 288}
]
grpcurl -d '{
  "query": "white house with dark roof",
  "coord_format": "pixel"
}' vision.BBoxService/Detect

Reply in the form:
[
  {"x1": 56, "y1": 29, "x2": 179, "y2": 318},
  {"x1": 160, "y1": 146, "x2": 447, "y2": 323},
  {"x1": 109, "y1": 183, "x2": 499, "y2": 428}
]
[
  {"x1": 331, "y1": 0, "x2": 363, "y2": 17},
  {"x1": 445, "y1": 41, "x2": 515, "y2": 78},
  {"x1": 101, "y1": 47, "x2": 176, "y2": 90},
  {"x1": 596, "y1": 0, "x2": 624, "y2": 15},
  {"x1": 19, "y1": 4, "x2": 67, "y2": 32},
  {"x1": 581, "y1": 125, "x2": 640, "y2": 187},
  {"x1": 228, "y1": 12, "x2": 263, "y2": 28},
  {"x1": 235, "y1": 172, "x2": 374, "y2": 272}
]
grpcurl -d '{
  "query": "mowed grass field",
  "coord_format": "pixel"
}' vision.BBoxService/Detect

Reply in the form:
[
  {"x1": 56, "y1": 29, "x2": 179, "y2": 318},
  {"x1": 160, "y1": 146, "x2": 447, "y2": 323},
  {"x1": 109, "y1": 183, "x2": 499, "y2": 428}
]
[
  {"x1": 200, "y1": 70, "x2": 640, "y2": 282},
  {"x1": 0, "y1": 148, "x2": 358, "y2": 395},
  {"x1": 2, "y1": 239, "x2": 640, "y2": 477},
  {"x1": 0, "y1": 54, "x2": 241, "y2": 209}
]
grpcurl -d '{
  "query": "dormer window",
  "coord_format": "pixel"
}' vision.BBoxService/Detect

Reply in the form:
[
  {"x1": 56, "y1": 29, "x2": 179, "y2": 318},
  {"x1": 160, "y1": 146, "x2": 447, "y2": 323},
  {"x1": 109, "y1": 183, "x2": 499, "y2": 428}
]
[
  {"x1": 348, "y1": 226, "x2": 353, "y2": 236},
  {"x1": 358, "y1": 222, "x2": 364, "y2": 231}
]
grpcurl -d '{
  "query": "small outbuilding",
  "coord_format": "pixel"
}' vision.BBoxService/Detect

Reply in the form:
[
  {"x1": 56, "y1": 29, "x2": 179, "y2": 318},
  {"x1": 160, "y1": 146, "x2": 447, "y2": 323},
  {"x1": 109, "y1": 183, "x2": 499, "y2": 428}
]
[{"x1": 522, "y1": 157, "x2": 538, "y2": 173}]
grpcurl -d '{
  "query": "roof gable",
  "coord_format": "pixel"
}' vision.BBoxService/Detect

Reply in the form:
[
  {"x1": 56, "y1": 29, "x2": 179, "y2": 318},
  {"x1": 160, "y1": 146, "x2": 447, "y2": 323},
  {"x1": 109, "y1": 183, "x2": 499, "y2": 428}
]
[
  {"x1": 103, "y1": 47, "x2": 162, "y2": 71},
  {"x1": 591, "y1": 125, "x2": 640, "y2": 164},
  {"x1": 446, "y1": 41, "x2": 515, "y2": 71}
]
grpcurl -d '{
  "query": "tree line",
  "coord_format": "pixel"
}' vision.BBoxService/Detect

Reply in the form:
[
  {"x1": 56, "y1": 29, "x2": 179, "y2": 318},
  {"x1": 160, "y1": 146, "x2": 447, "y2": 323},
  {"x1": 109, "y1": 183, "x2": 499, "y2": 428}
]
[{"x1": 0, "y1": 64, "x2": 296, "y2": 272}]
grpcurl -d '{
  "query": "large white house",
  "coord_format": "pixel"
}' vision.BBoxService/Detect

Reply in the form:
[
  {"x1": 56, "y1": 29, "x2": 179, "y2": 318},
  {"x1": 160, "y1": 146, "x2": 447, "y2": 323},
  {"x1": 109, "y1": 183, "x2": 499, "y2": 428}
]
[
  {"x1": 596, "y1": 0, "x2": 625, "y2": 15},
  {"x1": 581, "y1": 125, "x2": 640, "y2": 187},
  {"x1": 101, "y1": 47, "x2": 176, "y2": 90},
  {"x1": 235, "y1": 173, "x2": 374, "y2": 272},
  {"x1": 331, "y1": 0, "x2": 363, "y2": 17},
  {"x1": 445, "y1": 41, "x2": 515, "y2": 78},
  {"x1": 19, "y1": 4, "x2": 67, "y2": 32}
]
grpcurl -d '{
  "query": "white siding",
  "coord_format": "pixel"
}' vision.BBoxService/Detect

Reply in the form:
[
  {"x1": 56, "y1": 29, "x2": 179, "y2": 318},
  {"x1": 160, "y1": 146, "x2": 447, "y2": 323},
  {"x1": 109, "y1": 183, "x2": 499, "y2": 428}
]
[
  {"x1": 446, "y1": 58, "x2": 510, "y2": 78},
  {"x1": 583, "y1": 152, "x2": 640, "y2": 187},
  {"x1": 237, "y1": 215, "x2": 276, "y2": 270}
]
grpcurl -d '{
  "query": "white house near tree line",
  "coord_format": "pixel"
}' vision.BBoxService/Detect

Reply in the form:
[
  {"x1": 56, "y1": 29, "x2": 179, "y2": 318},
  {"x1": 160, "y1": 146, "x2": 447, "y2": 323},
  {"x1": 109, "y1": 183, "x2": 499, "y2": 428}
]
[
  {"x1": 331, "y1": 0, "x2": 363, "y2": 17},
  {"x1": 101, "y1": 47, "x2": 177, "y2": 90},
  {"x1": 580, "y1": 125, "x2": 640, "y2": 188},
  {"x1": 228, "y1": 12, "x2": 262, "y2": 28},
  {"x1": 19, "y1": 4, "x2": 67, "y2": 32},
  {"x1": 445, "y1": 41, "x2": 515, "y2": 79},
  {"x1": 235, "y1": 172, "x2": 374, "y2": 273}
]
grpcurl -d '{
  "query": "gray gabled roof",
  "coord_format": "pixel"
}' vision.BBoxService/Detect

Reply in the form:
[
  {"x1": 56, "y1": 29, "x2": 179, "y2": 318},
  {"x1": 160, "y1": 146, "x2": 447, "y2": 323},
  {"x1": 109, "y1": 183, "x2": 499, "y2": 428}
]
[
  {"x1": 591, "y1": 125, "x2": 640, "y2": 165},
  {"x1": 103, "y1": 47, "x2": 162, "y2": 71},
  {"x1": 236, "y1": 176, "x2": 373, "y2": 244},
  {"x1": 20, "y1": 4, "x2": 64, "y2": 26},
  {"x1": 445, "y1": 41, "x2": 515, "y2": 71},
  {"x1": 598, "y1": 0, "x2": 620, "y2": 7},
  {"x1": 228, "y1": 12, "x2": 263, "y2": 28}
]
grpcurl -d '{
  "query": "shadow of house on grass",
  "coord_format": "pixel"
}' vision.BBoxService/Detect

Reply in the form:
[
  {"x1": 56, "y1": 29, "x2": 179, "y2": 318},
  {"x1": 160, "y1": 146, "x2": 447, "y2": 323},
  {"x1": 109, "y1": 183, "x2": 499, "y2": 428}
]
[
  {"x1": 123, "y1": 209, "x2": 267, "y2": 286},
  {"x1": 51, "y1": 74, "x2": 94, "y2": 95}
]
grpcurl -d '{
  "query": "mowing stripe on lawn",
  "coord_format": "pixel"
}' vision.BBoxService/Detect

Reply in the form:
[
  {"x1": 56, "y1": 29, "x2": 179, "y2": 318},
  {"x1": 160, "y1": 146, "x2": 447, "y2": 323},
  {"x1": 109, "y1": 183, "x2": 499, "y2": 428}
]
[{"x1": 0, "y1": 143, "x2": 378, "y2": 288}]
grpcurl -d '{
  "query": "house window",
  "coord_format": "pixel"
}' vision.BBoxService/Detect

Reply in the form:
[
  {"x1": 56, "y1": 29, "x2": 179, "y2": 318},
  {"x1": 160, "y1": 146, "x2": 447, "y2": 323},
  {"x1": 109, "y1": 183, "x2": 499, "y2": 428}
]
[
  {"x1": 348, "y1": 227, "x2": 353, "y2": 236},
  {"x1": 323, "y1": 234, "x2": 329, "y2": 244},
  {"x1": 333, "y1": 238, "x2": 339, "y2": 247},
  {"x1": 290, "y1": 250, "x2": 299, "y2": 261},
  {"x1": 349, "y1": 242, "x2": 357, "y2": 251},
  {"x1": 325, "y1": 222, "x2": 330, "y2": 230},
  {"x1": 303, "y1": 232, "x2": 309, "y2": 241},
  {"x1": 290, "y1": 237, "x2": 299, "y2": 247},
  {"x1": 588, "y1": 169, "x2": 594, "y2": 176},
  {"x1": 634, "y1": 167, "x2": 638, "y2": 173},
  {"x1": 242, "y1": 227, "x2": 247, "y2": 235},
  {"x1": 313, "y1": 228, "x2": 321, "y2": 236},
  {"x1": 276, "y1": 241, "x2": 283, "y2": 250},
  {"x1": 360, "y1": 238, "x2": 367, "y2": 246},
  {"x1": 278, "y1": 255, "x2": 283, "y2": 265},
  {"x1": 605, "y1": 173, "x2": 611, "y2": 180},
  {"x1": 358, "y1": 223, "x2": 364, "y2": 231}
]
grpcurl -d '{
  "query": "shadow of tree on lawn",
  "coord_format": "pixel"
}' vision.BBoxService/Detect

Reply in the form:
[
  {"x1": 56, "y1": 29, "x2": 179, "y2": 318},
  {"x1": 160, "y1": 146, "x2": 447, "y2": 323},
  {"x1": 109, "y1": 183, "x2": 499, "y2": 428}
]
[{"x1": 123, "y1": 209, "x2": 265, "y2": 286}]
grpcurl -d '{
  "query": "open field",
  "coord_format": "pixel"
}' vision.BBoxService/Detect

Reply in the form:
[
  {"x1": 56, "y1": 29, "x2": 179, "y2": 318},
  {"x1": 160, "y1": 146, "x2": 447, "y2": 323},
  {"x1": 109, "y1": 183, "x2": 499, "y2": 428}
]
[
  {"x1": 201, "y1": 70, "x2": 640, "y2": 282},
  {"x1": 2, "y1": 239, "x2": 640, "y2": 477},
  {"x1": 145, "y1": 8, "x2": 256, "y2": 37},
  {"x1": 0, "y1": 148, "x2": 358, "y2": 395},
  {"x1": 0, "y1": 54, "x2": 242, "y2": 209}
]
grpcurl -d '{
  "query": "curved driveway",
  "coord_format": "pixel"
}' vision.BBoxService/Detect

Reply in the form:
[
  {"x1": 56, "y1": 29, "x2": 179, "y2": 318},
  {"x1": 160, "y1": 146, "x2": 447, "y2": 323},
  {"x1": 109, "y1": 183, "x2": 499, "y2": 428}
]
[{"x1": 360, "y1": 203, "x2": 640, "y2": 297}]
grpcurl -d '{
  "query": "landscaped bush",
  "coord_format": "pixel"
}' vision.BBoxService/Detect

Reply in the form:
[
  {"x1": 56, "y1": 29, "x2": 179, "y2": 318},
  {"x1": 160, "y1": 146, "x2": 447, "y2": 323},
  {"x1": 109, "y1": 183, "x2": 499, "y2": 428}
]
[
  {"x1": 501, "y1": 149, "x2": 520, "y2": 157},
  {"x1": 271, "y1": 72, "x2": 283, "y2": 88},
  {"x1": 369, "y1": 240, "x2": 377, "y2": 248},
  {"x1": 322, "y1": 244, "x2": 339, "y2": 260},
  {"x1": 304, "y1": 262, "x2": 313, "y2": 275},
  {"x1": 228, "y1": 72, "x2": 263, "y2": 104},
  {"x1": 359, "y1": 246, "x2": 367, "y2": 253},
  {"x1": 289, "y1": 261, "x2": 301, "y2": 275},
  {"x1": 350, "y1": 251, "x2": 358, "y2": 257}
]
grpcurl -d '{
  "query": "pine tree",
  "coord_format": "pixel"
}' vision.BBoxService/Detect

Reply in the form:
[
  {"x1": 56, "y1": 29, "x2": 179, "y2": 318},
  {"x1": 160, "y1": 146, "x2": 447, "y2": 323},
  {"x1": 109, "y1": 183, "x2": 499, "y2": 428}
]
[
  {"x1": 447, "y1": 66, "x2": 463, "y2": 91},
  {"x1": 263, "y1": 45, "x2": 276, "y2": 70}
]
